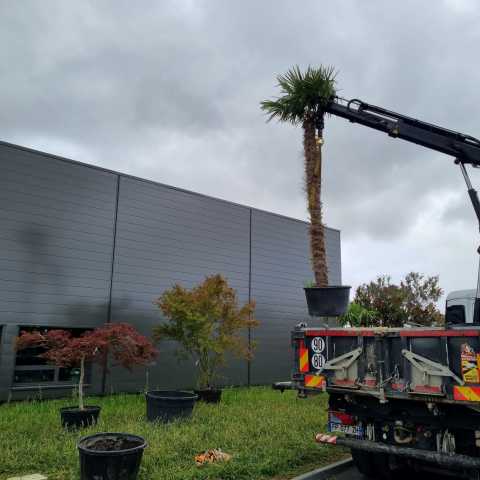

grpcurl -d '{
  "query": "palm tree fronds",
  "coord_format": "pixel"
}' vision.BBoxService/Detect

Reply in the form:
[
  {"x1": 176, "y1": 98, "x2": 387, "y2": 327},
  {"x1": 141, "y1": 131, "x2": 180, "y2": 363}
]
[{"x1": 260, "y1": 65, "x2": 337, "y2": 124}]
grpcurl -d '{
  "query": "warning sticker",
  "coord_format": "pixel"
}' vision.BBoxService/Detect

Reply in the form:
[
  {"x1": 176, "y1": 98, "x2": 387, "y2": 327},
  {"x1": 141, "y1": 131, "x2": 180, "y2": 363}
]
[{"x1": 461, "y1": 343, "x2": 480, "y2": 384}]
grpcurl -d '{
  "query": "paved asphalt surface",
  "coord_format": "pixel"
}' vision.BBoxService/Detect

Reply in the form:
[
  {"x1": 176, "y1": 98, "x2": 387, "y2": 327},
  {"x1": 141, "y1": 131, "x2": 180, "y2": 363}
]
[
  {"x1": 325, "y1": 466, "x2": 456, "y2": 480},
  {"x1": 324, "y1": 466, "x2": 363, "y2": 480}
]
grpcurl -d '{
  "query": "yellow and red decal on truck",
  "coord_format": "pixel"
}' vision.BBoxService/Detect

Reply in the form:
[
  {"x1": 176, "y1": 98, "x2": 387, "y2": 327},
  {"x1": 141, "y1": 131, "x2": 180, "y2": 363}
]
[
  {"x1": 304, "y1": 374, "x2": 326, "y2": 389},
  {"x1": 454, "y1": 386, "x2": 480, "y2": 402},
  {"x1": 299, "y1": 340, "x2": 309, "y2": 373}
]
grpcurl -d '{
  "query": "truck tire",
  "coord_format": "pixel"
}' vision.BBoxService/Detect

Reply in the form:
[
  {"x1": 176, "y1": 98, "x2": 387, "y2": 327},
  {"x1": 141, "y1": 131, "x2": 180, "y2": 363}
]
[
  {"x1": 351, "y1": 449, "x2": 392, "y2": 479},
  {"x1": 372, "y1": 452, "x2": 393, "y2": 479},
  {"x1": 351, "y1": 448, "x2": 376, "y2": 477},
  {"x1": 468, "y1": 469, "x2": 480, "y2": 480}
]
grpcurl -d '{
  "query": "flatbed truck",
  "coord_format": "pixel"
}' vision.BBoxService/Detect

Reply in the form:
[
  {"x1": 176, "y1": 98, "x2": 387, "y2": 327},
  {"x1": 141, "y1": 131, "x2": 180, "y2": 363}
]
[{"x1": 294, "y1": 96, "x2": 480, "y2": 478}]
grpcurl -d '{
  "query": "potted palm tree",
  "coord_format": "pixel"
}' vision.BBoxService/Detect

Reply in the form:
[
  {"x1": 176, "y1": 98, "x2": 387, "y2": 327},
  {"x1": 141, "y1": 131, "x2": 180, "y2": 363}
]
[
  {"x1": 152, "y1": 274, "x2": 258, "y2": 408},
  {"x1": 261, "y1": 65, "x2": 350, "y2": 316}
]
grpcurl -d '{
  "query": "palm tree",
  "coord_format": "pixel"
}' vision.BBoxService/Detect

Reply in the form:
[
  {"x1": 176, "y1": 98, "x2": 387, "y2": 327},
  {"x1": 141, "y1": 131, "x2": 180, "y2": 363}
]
[{"x1": 261, "y1": 65, "x2": 336, "y2": 287}]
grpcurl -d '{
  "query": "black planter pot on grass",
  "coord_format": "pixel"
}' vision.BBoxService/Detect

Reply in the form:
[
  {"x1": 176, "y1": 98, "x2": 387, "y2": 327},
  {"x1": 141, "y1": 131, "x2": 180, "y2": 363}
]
[
  {"x1": 304, "y1": 286, "x2": 351, "y2": 317},
  {"x1": 61, "y1": 405, "x2": 101, "y2": 429},
  {"x1": 78, "y1": 432, "x2": 146, "y2": 480},
  {"x1": 194, "y1": 388, "x2": 222, "y2": 404},
  {"x1": 145, "y1": 390, "x2": 197, "y2": 422}
]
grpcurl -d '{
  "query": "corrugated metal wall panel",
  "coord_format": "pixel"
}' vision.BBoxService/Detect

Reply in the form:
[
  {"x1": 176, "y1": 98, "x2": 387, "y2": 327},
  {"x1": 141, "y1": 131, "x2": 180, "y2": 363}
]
[
  {"x1": 0, "y1": 141, "x2": 342, "y2": 399},
  {"x1": 0, "y1": 325, "x2": 17, "y2": 400},
  {"x1": 250, "y1": 210, "x2": 341, "y2": 384},
  {"x1": 0, "y1": 145, "x2": 118, "y2": 398},
  {"x1": 107, "y1": 177, "x2": 251, "y2": 392}
]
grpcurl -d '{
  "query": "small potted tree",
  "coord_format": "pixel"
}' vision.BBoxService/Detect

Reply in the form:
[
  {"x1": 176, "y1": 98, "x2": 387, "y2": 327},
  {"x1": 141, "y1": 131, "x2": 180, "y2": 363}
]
[
  {"x1": 16, "y1": 323, "x2": 157, "y2": 429},
  {"x1": 261, "y1": 65, "x2": 350, "y2": 316},
  {"x1": 152, "y1": 274, "x2": 258, "y2": 409}
]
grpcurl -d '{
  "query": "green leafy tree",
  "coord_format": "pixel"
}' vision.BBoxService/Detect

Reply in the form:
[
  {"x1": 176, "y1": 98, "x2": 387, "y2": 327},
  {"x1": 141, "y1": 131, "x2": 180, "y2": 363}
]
[
  {"x1": 354, "y1": 272, "x2": 444, "y2": 327},
  {"x1": 153, "y1": 274, "x2": 258, "y2": 389},
  {"x1": 354, "y1": 275, "x2": 406, "y2": 327},
  {"x1": 261, "y1": 65, "x2": 336, "y2": 287},
  {"x1": 338, "y1": 303, "x2": 380, "y2": 327},
  {"x1": 401, "y1": 272, "x2": 444, "y2": 326}
]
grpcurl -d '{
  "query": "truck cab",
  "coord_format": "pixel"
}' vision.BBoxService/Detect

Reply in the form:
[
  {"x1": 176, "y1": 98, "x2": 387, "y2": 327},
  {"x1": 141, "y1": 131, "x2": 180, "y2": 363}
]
[{"x1": 446, "y1": 289, "x2": 477, "y2": 325}]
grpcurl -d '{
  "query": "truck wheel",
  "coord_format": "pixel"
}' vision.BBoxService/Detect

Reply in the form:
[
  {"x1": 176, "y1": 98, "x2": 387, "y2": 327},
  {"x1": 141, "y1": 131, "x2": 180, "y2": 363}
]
[
  {"x1": 372, "y1": 452, "x2": 393, "y2": 479},
  {"x1": 351, "y1": 448, "x2": 376, "y2": 477},
  {"x1": 468, "y1": 469, "x2": 480, "y2": 480},
  {"x1": 351, "y1": 449, "x2": 393, "y2": 479}
]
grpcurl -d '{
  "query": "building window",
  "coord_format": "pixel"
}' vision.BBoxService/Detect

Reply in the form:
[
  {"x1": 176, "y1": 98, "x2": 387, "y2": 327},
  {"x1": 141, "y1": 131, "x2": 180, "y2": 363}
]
[{"x1": 14, "y1": 326, "x2": 90, "y2": 385}]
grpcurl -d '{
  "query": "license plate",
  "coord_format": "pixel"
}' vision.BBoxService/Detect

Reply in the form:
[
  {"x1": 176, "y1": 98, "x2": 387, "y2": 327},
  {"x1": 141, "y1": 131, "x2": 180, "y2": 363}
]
[
  {"x1": 328, "y1": 410, "x2": 363, "y2": 438},
  {"x1": 329, "y1": 422, "x2": 364, "y2": 437}
]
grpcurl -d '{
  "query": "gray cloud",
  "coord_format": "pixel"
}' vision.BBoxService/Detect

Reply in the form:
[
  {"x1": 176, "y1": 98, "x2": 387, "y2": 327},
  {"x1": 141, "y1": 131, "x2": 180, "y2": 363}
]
[{"x1": 2, "y1": 0, "x2": 480, "y2": 298}]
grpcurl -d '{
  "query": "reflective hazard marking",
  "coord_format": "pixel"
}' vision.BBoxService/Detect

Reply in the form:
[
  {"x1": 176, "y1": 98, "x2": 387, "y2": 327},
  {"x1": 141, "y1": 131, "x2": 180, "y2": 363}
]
[
  {"x1": 454, "y1": 386, "x2": 480, "y2": 402},
  {"x1": 299, "y1": 340, "x2": 309, "y2": 372},
  {"x1": 305, "y1": 374, "x2": 326, "y2": 389}
]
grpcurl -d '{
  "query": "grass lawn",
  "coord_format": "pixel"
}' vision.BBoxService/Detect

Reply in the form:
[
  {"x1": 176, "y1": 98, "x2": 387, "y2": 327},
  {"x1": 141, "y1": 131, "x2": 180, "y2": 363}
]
[{"x1": 0, "y1": 387, "x2": 347, "y2": 480}]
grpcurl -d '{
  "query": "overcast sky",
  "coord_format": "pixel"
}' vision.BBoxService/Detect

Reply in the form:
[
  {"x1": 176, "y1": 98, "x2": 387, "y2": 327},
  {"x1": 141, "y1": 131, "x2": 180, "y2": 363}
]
[{"x1": 2, "y1": 0, "x2": 480, "y2": 303}]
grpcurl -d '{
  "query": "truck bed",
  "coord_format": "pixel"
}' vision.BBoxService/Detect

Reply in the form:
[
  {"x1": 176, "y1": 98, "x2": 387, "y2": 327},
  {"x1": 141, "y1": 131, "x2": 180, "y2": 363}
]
[{"x1": 292, "y1": 325, "x2": 480, "y2": 405}]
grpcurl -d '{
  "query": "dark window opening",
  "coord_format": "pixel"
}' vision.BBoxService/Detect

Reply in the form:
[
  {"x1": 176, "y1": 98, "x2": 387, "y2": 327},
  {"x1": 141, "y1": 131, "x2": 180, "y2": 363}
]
[
  {"x1": 14, "y1": 326, "x2": 91, "y2": 385},
  {"x1": 58, "y1": 367, "x2": 81, "y2": 382},
  {"x1": 446, "y1": 305, "x2": 466, "y2": 325},
  {"x1": 14, "y1": 369, "x2": 55, "y2": 383},
  {"x1": 16, "y1": 345, "x2": 49, "y2": 366}
]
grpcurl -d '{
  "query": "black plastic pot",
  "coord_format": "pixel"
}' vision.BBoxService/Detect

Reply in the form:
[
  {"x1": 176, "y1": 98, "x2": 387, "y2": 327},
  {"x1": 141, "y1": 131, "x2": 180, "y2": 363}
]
[
  {"x1": 145, "y1": 390, "x2": 197, "y2": 422},
  {"x1": 194, "y1": 388, "x2": 222, "y2": 403},
  {"x1": 78, "y1": 432, "x2": 146, "y2": 480},
  {"x1": 304, "y1": 286, "x2": 351, "y2": 317},
  {"x1": 60, "y1": 405, "x2": 101, "y2": 429}
]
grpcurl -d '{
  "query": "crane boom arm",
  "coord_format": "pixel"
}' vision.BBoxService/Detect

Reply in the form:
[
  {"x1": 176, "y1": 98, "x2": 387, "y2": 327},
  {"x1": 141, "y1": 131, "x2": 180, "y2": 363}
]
[
  {"x1": 325, "y1": 98, "x2": 480, "y2": 166},
  {"x1": 324, "y1": 96, "x2": 480, "y2": 324}
]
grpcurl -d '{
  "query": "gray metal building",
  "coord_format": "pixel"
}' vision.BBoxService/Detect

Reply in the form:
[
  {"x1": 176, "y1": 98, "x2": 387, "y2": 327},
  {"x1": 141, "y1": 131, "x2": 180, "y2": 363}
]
[{"x1": 0, "y1": 141, "x2": 341, "y2": 401}]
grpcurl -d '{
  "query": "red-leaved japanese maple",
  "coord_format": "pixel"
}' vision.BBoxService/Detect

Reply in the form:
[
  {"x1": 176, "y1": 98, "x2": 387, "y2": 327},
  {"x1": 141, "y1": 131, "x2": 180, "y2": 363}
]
[{"x1": 16, "y1": 323, "x2": 158, "y2": 410}]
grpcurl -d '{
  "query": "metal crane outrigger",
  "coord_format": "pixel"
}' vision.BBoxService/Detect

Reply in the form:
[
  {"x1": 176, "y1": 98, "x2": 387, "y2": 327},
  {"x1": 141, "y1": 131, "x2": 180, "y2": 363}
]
[{"x1": 318, "y1": 97, "x2": 480, "y2": 322}]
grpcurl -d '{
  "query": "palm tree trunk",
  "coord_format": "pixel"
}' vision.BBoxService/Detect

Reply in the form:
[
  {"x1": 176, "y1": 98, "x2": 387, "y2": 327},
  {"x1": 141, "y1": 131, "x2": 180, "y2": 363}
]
[{"x1": 303, "y1": 116, "x2": 328, "y2": 287}]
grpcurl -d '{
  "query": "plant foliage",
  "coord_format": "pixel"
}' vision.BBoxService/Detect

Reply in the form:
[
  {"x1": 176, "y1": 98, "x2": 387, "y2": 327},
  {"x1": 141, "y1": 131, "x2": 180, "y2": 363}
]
[
  {"x1": 338, "y1": 302, "x2": 380, "y2": 327},
  {"x1": 16, "y1": 323, "x2": 158, "y2": 409},
  {"x1": 260, "y1": 65, "x2": 336, "y2": 125},
  {"x1": 353, "y1": 272, "x2": 444, "y2": 327},
  {"x1": 154, "y1": 274, "x2": 258, "y2": 389}
]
